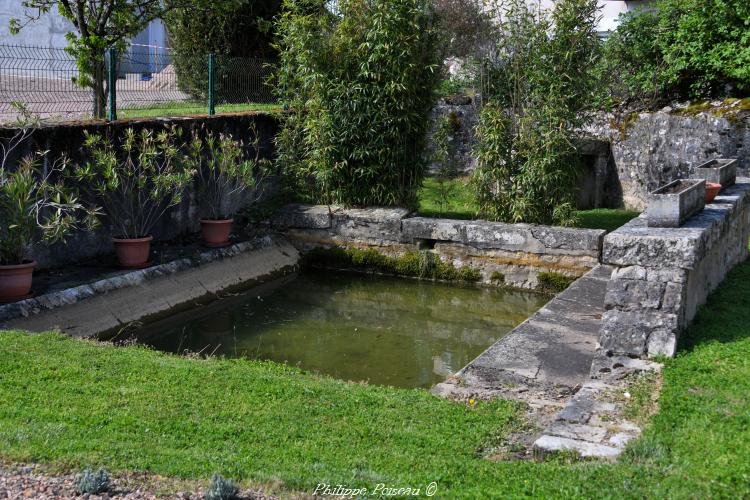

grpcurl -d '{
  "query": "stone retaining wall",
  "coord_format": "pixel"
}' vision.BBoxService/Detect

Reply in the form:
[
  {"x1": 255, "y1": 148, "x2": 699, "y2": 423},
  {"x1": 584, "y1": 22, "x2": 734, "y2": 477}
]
[
  {"x1": 586, "y1": 105, "x2": 750, "y2": 210},
  {"x1": 272, "y1": 204, "x2": 605, "y2": 290},
  {"x1": 595, "y1": 178, "x2": 750, "y2": 361}
]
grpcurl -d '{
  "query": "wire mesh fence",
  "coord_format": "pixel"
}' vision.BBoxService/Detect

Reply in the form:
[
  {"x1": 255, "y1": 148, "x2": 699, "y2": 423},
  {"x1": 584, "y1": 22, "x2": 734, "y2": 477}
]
[
  {"x1": 0, "y1": 44, "x2": 90, "y2": 123},
  {"x1": 0, "y1": 43, "x2": 278, "y2": 124}
]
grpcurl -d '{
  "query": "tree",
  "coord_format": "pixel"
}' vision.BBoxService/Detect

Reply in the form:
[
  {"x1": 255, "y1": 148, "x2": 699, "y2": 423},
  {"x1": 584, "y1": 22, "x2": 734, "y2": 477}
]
[
  {"x1": 432, "y1": 0, "x2": 492, "y2": 60},
  {"x1": 600, "y1": 0, "x2": 750, "y2": 107},
  {"x1": 165, "y1": 0, "x2": 281, "y2": 101},
  {"x1": 10, "y1": 0, "x2": 234, "y2": 119}
]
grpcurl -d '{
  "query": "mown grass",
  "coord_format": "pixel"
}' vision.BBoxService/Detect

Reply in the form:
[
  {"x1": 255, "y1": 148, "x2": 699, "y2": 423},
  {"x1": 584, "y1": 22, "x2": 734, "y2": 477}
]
[
  {"x1": 417, "y1": 177, "x2": 640, "y2": 232},
  {"x1": 1, "y1": 258, "x2": 749, "y2": 497},
  {"x1": 117, "y1": 101, "x2": 282, "y2": 119}
]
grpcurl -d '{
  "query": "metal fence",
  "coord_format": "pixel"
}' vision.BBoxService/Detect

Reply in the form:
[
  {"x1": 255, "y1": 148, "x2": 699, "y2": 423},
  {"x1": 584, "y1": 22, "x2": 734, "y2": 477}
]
[{"x1": 0, "y1": 43, "x2": 278, "y2": 124}]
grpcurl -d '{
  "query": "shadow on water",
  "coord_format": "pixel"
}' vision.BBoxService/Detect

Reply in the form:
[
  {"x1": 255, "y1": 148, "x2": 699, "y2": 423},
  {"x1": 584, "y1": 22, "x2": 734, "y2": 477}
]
[{"x1": 129, "y1": 270, "x2": 549, "y2": 389}]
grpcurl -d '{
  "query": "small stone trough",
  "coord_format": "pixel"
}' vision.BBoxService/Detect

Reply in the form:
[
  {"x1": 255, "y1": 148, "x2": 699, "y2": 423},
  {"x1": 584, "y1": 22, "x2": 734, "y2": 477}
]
[
  {"x1": 646, "y1": 179, "x2": 705, "y2": 228},
  {"x1": 695, "y1": 158, "x2": 738, "y2": 188}
]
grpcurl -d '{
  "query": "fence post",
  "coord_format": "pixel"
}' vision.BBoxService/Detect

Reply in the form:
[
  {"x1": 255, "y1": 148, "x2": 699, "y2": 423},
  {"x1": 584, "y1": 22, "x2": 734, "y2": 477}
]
[
  {"x1": 207, "y1": 53, "x2": 216, "y2": 116},
  {"x1": 107, "y1": 47, "x2": 117, "y2": 121}
]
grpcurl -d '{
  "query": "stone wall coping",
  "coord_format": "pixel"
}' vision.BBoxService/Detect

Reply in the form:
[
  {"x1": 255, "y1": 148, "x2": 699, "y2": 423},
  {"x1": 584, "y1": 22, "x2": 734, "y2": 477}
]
[
  {"x1": 402, "y1": 217, "x2": 605, "y2": 254},
  {"x1": 603, "y1": 179, "x2": 750, "y2": 269},
  {"x1": 0, "y1": 236, "x2": 279, "y2": 324},
  {"x1": 271, "y1": 204, "x2": 605, "y2": 255}
]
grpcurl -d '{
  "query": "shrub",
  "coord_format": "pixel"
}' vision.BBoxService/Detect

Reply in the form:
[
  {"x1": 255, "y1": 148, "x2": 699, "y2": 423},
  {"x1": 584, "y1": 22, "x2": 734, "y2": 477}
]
[
  {"x1": 472, "y1": 0, "x2": 599, "y2": 226},
  {"x1": 490, "y1": 271, "x2": 505, "y2": 284},
  {"x1": 600, "y1": 0, "x2": 750, "y2": 105},
  {"x1": 71, "y1": 127, "x2": 195, "y2": 239},
  {"x1": 536, "y1": 272, "x2": 575, "y2": 294},
  {"x1": 205, "y1": 473, "x2": 239, "y2": 500},
  {"x1": 74, "y1": 467, "x2": 110, "y2": 495},
  {"x1": 275, "y1": 0, "x2": 442, "y2": 209},
  {"x1": 186, "y1": 123, "x2": 272, "y2": 220},
  {"x1": 0, "y1": 110, "x2": 100, "y2": 265}
]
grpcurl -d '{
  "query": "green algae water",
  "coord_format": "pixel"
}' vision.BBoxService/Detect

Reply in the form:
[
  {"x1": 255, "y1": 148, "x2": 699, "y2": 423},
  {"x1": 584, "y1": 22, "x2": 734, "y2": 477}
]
[{"x1": 140, "y1": 271, "x2": 548, "y2": 389}]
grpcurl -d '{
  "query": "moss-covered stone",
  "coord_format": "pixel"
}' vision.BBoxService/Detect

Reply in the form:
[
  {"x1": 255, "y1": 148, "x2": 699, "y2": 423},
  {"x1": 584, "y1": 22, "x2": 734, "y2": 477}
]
[
  {"x1": 304, "y1": 247, "x2": 481, "y2": 283},
  {"x1": 536, "y1": 272, "x2": 575, "y2": 294}
]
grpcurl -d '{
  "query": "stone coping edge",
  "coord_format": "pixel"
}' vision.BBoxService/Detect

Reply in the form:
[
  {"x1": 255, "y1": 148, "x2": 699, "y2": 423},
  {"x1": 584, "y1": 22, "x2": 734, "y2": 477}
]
[{"x1": 0, "y1": 237, "x2": 275, "y2": 324}]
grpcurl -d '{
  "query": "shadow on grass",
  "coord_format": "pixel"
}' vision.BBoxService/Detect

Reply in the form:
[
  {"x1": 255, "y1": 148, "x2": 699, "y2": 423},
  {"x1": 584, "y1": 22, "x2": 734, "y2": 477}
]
[{"x1": 677, "y1": 255, "x2": 750, "y2": 352}]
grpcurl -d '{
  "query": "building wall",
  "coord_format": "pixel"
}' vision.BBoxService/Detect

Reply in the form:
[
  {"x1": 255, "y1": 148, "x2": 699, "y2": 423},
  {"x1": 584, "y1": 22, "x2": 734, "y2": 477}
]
[{"x1": 0, "y1": 3, "x2": 167, "y2": 50}]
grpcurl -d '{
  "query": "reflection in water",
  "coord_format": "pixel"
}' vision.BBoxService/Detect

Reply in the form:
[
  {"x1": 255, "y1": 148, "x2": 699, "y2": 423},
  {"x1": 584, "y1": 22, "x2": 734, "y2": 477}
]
[{"x1": 141, "y1": 271, "x2": 548, "y2": 389}]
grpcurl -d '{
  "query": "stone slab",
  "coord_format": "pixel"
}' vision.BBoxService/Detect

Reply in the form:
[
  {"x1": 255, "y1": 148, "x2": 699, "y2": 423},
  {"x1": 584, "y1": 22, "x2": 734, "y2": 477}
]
[
  {"x1": 603, "y1": 180, "x2": 750, "y2": 269},
  {"x1": 533, "y1": 435, "x2": 621, "y2": 460},
  {"x1": 271, "y1": 204, "x2": 335, "y2": 229},
  {"x1": 401, "y1": 217, "x2": 604, "y2": 255},
  {"x1": 455, "y1": 265, "x2": 610, "y2": 391}
]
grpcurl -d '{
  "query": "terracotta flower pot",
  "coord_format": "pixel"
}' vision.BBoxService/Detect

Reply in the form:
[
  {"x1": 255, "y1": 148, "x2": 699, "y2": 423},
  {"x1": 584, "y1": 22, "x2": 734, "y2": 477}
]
[
  {"x1": 0, "y1": 261, "x2": 36, "y2": 303},
  {"x1": 705, "y1": 182, "x2": 722, "y2": 203},
  {"x1": 112, "y1": 236, "x2": 153, "y2": 269},
  {"x1": 200, "y1": 219, "x2": 233, "y2": 248}
]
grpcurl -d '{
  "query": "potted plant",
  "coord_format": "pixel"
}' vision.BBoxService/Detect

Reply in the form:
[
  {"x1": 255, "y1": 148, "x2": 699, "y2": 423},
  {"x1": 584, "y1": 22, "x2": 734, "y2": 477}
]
[
  {"x1": 0, "y1": 121, "x2": 99, "y2": 302},
  {"x1": 187, "y1": 123, "x2": 271, "y2": 247},
  {"x1": 72, "y1": 127, "x2": 195, "y2": 268}
]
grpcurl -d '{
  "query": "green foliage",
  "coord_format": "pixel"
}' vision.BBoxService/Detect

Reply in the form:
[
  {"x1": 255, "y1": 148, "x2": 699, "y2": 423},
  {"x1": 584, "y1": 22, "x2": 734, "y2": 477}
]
[
  {"x1": 490, "y1": 271, "x2": 505, "y2": 284},
  {"x1": 166, "y1": 0, "x2": 281, "y2": 101},
  {"x1": 472, "y1": 0, "x2": 599, "y2": 226},
  {"x1": 186, "y1": 123, "x2": 271, "y2": 220},
  {"x1": 275, "y1": 0, "x2": 442, "y2": 208},
  {"x1": 74, "y1": 467, "x2": 110, "y2": 495},
  {"x1": 430, "y1": 113, "x2": 463, "y2": 214},
  {"x1": 205, "y1": 473, "x2": 239, "y2": 500},
  {"x1": 536, "y1": 272, "x2": 575, "y2": 294},
  {"x1": 418, "y1": 176, "x2": 477, "y2": 220},
  {"x1": 304, "y1": 247, "x2": 481, "y2": 282},
  {"x1": 71, "y1": 127, "x2": 196, "y2": 239},
  {"x1": 600, "y1": 0, "x2": 750, "y2": 106},
  {"x1": 417, "y1": 177, "x2": 640, "y2": 230},
  {"x1": 0, "y1": 110, "x2": 100, "y2": 265}
]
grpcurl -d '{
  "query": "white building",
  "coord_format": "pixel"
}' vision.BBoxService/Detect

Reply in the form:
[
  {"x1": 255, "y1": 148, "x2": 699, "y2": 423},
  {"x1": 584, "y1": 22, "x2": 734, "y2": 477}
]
[{"x1": 489, "y1": 0, "x2": 654, "y2": 36}]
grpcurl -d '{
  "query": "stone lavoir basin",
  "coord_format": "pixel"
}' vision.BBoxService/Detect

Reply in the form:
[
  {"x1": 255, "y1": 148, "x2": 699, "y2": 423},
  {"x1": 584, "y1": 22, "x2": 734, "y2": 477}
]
[{"x1": 131, "y1": 270, "x2": 548, "y2": 389}]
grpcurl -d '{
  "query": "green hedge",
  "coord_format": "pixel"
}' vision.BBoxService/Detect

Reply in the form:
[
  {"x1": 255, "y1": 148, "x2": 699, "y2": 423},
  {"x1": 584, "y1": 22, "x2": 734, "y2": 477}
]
[{"x1": 275, "y1": 0, "x2": 441, "y2": 209}]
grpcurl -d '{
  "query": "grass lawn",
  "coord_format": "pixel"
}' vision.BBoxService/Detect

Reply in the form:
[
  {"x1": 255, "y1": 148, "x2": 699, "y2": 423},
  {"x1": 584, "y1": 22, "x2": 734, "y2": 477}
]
[
  {"x1": 117, "y1": 101, "x2": 282, "y2": 119},
  {"x1": 418, "y1": 177, "x2": 640, "y2": 232},
  {"x1": 1, "y1": 254, "x2": 750, "y2": 497}
]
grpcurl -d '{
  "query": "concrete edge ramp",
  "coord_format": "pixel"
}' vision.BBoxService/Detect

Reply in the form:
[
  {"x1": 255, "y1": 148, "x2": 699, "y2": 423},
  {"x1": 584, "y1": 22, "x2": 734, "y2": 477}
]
[
  {"x1": 433, "y1": 264, "x2": 612, "y2": 400},
  {"x1": 3, "y1": 235, "x2": 300, "y2": 338}
]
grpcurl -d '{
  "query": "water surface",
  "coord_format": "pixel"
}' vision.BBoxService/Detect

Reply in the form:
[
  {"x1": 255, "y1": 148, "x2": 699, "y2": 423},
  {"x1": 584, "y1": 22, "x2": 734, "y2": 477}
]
[{"x1": 140, "y1": 271, "x2": 548, "y2": 388}]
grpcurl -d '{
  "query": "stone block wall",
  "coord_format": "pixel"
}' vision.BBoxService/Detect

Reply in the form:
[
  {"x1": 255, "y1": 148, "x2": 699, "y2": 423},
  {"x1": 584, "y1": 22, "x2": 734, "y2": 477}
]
[
  {"x1": 597, "y1": 179, "x2": 750, "y2": 359},
  {"x1": 272, "y1": 204, "x2": 605, "y2": 290}
]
